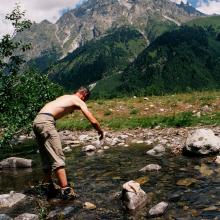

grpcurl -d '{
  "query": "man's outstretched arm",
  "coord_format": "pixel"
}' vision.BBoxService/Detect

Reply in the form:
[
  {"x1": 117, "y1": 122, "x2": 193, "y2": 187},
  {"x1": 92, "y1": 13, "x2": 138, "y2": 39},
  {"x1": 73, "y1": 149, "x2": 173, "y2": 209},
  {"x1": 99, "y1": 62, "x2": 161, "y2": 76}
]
[{"x1": 81, "y1": 106, "x2": 104, "y2": 140}]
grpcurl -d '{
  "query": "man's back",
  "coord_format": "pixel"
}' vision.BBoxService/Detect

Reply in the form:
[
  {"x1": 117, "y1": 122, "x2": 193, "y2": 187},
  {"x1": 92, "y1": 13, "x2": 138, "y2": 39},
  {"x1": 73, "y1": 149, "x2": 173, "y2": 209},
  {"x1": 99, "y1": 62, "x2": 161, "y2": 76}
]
[{"x1": 39, "y1": 95, "x2": 86, "y2": 120}]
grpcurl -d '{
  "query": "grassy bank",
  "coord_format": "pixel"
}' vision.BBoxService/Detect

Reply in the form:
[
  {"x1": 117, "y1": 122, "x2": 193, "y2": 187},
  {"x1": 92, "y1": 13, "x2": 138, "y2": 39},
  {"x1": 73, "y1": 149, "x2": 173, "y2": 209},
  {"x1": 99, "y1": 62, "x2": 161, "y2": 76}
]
[{"x1": 57, "y1": 91, "x2": 220, "y2": 130}]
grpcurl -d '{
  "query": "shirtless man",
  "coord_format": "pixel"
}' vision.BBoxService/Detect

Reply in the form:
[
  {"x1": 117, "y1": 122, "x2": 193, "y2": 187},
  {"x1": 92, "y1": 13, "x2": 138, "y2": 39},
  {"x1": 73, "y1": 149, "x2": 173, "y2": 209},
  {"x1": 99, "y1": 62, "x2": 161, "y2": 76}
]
[{"x1": 33, "y1": 87, "x2": 104, "y2": 199}]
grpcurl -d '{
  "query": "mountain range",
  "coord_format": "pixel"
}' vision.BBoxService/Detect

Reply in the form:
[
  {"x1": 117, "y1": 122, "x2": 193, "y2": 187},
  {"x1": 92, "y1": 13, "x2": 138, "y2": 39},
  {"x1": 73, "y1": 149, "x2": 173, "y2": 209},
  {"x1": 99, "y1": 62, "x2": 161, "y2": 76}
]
[
  {"x1": 17, "y1": 0, "x2": 220, "y2": 98},
  {"x1": 18, "y1": 0, "x2": 203, "y2": 66}
]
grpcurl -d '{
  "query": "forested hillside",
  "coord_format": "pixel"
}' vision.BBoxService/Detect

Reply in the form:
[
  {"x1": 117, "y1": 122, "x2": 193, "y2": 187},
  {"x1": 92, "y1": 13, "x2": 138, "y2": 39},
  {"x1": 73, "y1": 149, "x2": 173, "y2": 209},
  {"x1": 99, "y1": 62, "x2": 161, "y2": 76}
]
[
  {"x1": 93, "y1": 25, "x2": 220, "y2": 98},
  {"x1": 48, "y1": 26, "x2": 148, "y2": 90}
]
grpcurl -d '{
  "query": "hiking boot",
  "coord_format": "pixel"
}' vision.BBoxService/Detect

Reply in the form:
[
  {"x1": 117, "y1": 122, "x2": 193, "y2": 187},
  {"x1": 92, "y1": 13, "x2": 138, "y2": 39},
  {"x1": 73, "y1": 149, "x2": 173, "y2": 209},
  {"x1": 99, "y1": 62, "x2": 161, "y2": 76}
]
[
  {"x1": 59, "y1": 186, "x2": 78, "y2": 200},
  {"x1": 47, "y1": 182, "x2": 60, "y2": 199}
]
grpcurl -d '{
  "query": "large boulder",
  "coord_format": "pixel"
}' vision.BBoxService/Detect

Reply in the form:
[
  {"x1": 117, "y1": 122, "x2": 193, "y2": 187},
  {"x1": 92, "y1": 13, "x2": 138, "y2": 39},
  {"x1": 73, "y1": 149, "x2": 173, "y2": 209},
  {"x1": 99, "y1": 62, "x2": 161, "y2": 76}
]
[
  {"x1": 183, "y1": 129, "x2": 220, "y2": 155},
  {"x1": 0, "y1": 191, "x2": 26, "y2": 208},
  {"x1": 122, "y1": 180, "x2": 148, "y2": 210},
  {"x1": 0, "y1": 157, "x2": 32, "y2": 169}
]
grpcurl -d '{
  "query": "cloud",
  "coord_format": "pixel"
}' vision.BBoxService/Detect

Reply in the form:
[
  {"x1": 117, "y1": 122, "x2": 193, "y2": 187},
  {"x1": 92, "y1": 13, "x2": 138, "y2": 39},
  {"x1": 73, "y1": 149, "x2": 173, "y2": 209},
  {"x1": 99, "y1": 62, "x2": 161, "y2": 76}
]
[
  {"x1": 0, "y1": 0, "x2": 82, "y2": 37},
  {"x1": 169, "y1": 0, "x2": 220, "y2": 14},
  {"x1": 196, "y1": 0, "x2": 220, "y2": 15}
]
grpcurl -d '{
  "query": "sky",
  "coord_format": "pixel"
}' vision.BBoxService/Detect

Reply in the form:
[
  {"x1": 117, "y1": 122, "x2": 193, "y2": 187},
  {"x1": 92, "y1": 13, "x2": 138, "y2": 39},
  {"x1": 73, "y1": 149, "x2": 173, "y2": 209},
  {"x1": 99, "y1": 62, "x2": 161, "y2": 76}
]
[
  {"x1": 0, "y1": 0, "x2": 84, "y2": 37},
  {"x1": 0, "y1": 0, "x2": 220, "y2": 38},
  {"x1": 170, "y1": 0, "x2": 220, "y2": 14}
]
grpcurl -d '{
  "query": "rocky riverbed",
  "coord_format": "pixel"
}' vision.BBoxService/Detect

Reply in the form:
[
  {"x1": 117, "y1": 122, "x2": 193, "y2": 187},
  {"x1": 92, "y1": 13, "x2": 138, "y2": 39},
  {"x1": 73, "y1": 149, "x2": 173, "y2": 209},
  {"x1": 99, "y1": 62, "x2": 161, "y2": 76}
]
[
  {"x1": 1, "y1": 125, "x2": 220, "y2": 219},
  {"x1": 59, "y1": 125, "x2": 220, "y2": 155}
]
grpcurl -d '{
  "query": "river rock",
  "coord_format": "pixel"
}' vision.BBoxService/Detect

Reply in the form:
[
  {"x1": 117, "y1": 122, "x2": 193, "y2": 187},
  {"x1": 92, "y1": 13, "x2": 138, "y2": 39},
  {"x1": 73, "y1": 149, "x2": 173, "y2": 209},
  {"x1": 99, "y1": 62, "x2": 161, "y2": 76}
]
[
  {"x1": 118, "y1": 134, "x2": 129, "y2": 140},
  {"x1": 63, "y1": 140, "x2": 80, "y2": 147},
  {"x1": 149, "y1": 201, "x2": 168, "y2": 217},
  {"x1": 0, "y1": 157, "x2": 32, "y2": 169},
  {"x1": 82, "y1": 145, "x2": 96, "y2": 152},
  {"x1": 215, "y1": 156, "x2": 220, "y2": 164},
  {"x1": 139, "y1": 164, "x2": 161, "y2": 172},
  {"x1": 63, "y1": 146, "x2": 72, "y2": 153},
  {"x1": 146, "y1": 145, "x2": 165, "y2": 157},
  {"x1": 47, "y1": 206, "x2": 75, "y2": 220},
  {"x1": 145, "y1": 140, "x2": 154, "y2": 145},
  {"x1": 184, "y1": 129, "x2": 220, "y2": 155},
  {"x1": 122, "y1": 180, "x2": 148, "y2": 210},
  {"x1": 97, "y1": 149, "x2": 104, "y2": 154},
  {"x1": 0, "y1": 191, "x2": 26, "y2": 208},
  {"x1": 79, "y1": 135, "x2": 91, "y2": 142},
  {"x1": 131, "y1": 140, "x2": 144, "y2": 144},
  {"x1": 83, "y1": 202, "x2": 96, "y2": 210},
  {"x1": 111, "y1": 137, "x2": 121, "y2": 146},
  {"x1": 14, "y1": 213, "x2": 39, "y2": 220},
  {"x1": 0, "y1": 214, "x2": 12, "y2": 220},
  {"x1": 103, "y1": 146, "x2": 110, "y2": 150}
]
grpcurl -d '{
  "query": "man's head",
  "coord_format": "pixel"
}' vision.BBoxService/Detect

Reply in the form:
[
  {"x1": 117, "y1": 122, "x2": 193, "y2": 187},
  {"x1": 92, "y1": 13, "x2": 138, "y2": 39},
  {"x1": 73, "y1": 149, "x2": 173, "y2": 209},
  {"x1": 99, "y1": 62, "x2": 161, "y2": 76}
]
[{"x1": 75, "y1": 87, "x2": 90, "y2": 101}]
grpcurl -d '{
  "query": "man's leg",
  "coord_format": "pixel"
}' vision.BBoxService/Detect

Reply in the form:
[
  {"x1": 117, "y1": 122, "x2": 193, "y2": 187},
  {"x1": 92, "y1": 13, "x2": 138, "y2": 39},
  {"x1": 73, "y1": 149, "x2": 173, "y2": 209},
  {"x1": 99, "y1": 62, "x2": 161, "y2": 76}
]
[{"x1": 55, "y1": 167, "x2": 68, "y2": 188}]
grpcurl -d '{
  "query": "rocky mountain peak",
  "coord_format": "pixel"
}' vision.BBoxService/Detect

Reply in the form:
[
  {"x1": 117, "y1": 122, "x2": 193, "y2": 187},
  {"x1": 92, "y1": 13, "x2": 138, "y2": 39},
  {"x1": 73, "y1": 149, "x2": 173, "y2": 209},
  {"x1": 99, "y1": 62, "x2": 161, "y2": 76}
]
[{"x1": 17, "y1": 0, "x2": 204, "y2": 66}]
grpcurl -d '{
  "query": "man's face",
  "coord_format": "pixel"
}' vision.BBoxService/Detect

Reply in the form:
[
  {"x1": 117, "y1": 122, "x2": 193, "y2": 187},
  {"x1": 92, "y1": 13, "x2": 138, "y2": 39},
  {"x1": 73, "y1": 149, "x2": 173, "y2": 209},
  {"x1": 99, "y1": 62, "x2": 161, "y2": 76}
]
[
  {"x1": 83, "y1": 93, "x2": 89, "y2": 102},
  {"x1": 80, "y1": 92, "x2": 89, "y2": 102}
]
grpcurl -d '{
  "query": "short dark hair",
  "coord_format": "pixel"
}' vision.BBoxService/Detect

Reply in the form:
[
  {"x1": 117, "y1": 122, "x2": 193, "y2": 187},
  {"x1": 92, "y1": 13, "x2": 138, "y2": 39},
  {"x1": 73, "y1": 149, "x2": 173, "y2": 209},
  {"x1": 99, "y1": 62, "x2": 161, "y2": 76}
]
[{"x1": 77, "y1": 86, "x2": 90, "y2": 100}]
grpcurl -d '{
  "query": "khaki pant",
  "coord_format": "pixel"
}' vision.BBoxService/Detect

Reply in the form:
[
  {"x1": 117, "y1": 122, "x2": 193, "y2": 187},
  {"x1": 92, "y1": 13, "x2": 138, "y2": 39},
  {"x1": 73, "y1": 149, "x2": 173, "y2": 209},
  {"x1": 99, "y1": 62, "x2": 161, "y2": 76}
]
[{"x1": 33, "y1": 114, "x2": 65, "y2": 171}]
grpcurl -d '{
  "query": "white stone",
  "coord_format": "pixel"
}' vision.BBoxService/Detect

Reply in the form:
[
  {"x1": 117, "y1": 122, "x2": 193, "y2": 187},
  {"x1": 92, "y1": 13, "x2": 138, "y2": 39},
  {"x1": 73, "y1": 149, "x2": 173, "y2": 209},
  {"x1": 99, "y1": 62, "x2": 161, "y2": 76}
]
[
  {"x1": 145, "y1": 140, "x2": 154, "y2": 145},
  {"x1": 79, "y1": 135, "x2": 91, "y2": 142},
  {"x1": 82, "y1": 145, "x2": 96, "y2": 152},
  {"x1": 83, "y1": 202, "x2": 96, "y2": 210},
  {"x1": 215, "y1": 156, "x2": 220, "y2": 164},
  {"x1": 103, "y1": 146, "x2": 110, "y2": 150},
  {"x1": 0, "y1": 157, "x2": 32, "y2": 169},
  {"x1": 184, "y1": 129, "x2": 220, "y2": 155},
  {"x1": 123, "y1": 180, "x2": 140, "y2": 193},
  {"x1": 139, "y1": 164, "x2": 161, "y2": 172},
  {"x1": 146, "y1": 145, "x2": 165, "y2": 157},
  {"x1": 149, "y1": 201, "x2": 168, "y2": 216},
  {"x1": 14, "y1": 213, "x2": 39, "y2": 220},
  {"x1": 118, "y1": 134, "x2": 129, "y2": 140},
  {"x1": 97, "y1": 150, "x2": 104, "y2": 154},
  {"x1": 0, "y1": 191, "x2": 26, "y2": 208},
  {"x1": 131, "y1": 139, "x2": 144, "y2": 144},
  {"x1": 63, "y1": 146, "x2": 72, "y2": 153},
  {"x1": 111, "y1": 138, "x2": 121, "y2": 146},
  {"x1": 122, "y1": 181, "x2": 148, "y2": 210}
]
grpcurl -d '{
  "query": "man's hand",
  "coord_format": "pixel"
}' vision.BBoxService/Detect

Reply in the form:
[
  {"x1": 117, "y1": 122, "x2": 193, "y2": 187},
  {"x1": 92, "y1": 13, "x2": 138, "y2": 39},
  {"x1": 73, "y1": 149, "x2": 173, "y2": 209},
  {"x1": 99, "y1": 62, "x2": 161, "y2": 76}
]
[{"x1": 98, "y1": 130, "x2": 104, "y2": 140}]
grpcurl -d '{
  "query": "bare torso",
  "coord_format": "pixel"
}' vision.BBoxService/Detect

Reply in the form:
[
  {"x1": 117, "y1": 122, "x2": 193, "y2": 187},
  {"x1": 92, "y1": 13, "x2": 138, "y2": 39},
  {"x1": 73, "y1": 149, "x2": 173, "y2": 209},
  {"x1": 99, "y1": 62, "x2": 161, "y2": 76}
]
[{"x1": 39, "y1": 95, "x2": 86, "y2": 120}]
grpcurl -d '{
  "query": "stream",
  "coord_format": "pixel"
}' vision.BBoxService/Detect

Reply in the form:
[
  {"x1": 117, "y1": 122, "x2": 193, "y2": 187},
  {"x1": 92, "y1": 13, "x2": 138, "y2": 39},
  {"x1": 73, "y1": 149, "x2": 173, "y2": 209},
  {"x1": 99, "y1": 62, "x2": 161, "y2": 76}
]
[{"x1": 0, "y1": 143, "x2": 220, "y2": 219}]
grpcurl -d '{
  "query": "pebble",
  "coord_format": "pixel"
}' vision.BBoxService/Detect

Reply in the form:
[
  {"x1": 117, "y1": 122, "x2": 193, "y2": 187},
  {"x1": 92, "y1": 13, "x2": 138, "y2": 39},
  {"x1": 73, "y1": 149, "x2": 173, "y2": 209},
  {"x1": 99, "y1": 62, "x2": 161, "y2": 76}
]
[{"x1": 83, "y1": 202, "x2": 96, "y2": 210}]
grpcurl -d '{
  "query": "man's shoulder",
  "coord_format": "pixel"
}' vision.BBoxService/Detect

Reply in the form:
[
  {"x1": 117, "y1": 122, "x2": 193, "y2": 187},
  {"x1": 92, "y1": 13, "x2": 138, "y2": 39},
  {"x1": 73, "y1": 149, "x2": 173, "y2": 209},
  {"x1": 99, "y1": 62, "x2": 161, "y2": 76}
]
[{"x1": 71, "y1": 95, "x2": 87, "y2": 107}]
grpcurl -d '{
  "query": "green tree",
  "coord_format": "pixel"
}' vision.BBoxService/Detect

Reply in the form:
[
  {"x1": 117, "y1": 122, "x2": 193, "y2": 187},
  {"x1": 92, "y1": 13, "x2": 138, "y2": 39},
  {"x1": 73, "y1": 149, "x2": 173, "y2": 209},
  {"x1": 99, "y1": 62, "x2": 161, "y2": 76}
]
[{"x1": 0, "y1": 4, "x2": 63, "y2": 147}]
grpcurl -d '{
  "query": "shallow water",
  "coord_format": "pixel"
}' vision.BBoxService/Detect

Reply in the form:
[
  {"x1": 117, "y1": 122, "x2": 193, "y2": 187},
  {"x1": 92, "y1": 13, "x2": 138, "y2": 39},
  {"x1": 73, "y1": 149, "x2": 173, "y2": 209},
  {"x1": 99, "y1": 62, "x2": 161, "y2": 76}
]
[{"x1": 1, "y1": 143, "x2": 220, "y2": 219}]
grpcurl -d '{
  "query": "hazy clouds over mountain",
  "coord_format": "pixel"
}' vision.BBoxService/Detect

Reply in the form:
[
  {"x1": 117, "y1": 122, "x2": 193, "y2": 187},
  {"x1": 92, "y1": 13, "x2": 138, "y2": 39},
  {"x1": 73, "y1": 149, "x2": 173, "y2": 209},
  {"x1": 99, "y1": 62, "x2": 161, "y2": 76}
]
[
  {"x1": 0, "y1": 0, "x2": 83, "y2": 37},
  {"x1": 170, "y1": 0, "x2": 220, "y2": 14},
  {"x1": 1, "y1": 0, "x2": 219, "y2": 38}
]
